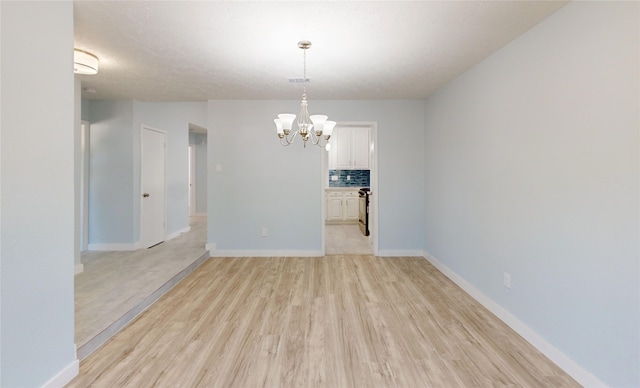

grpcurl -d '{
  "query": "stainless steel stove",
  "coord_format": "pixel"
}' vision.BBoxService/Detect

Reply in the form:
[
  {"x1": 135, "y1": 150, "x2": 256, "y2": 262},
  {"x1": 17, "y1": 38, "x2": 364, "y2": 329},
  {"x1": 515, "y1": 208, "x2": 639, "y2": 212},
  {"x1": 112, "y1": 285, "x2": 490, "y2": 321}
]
[{"x1": 358, "y1": 187, "x2": 371, "y2": 236}]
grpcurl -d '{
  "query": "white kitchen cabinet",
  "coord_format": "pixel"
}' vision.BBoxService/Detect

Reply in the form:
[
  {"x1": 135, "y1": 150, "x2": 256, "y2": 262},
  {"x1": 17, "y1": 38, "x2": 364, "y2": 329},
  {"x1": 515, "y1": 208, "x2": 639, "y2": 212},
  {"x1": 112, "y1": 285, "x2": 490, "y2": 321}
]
[
  {"x1": 325, "y1": 190, "x2": 359, "y2": 223},
  {"x1": 327, "y1": 135, "x2": 337, "y2": 170},
  {"x1": 331, "y1": 127, "x2": 370, "y2": 170},
  {"x1": 351, "y1": 127, "x2": 370, "y2": 169},
  {"x1": 326, "y1": 192, "x2": 343, "y2": 221},
  {"x1": 334, "y1": 128, "x2": 351, "y2": 169},
  {"x1": 344, "y1": 192, "x2": 359, "y2": 221}
]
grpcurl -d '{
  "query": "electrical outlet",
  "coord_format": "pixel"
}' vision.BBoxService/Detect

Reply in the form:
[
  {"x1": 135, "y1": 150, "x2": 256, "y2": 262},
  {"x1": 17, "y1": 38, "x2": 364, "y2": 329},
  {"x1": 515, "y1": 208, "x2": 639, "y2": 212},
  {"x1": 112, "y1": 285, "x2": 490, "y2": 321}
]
[
  {"x1": 503, "y1": 272, "x2": 511, "y2": 289},
  {"x1": 215, "y1": 164, "x2": 222, "y2": 173},
  {"x1": 331, "y1": 175, "x2": 338, "y2": 181},
  {"x1": 347, "y1": 175, "x2": 351, "y2": 180},
  {"x1": 261, "y1": 227, "x2": 268, "y2": 237}
]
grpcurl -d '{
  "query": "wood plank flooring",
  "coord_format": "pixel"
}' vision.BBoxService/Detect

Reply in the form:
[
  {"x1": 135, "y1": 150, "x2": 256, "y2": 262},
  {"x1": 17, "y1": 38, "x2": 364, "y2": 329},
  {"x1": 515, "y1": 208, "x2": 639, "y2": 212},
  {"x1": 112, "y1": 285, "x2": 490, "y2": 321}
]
[
  {"x1": 67, "y1": 256, "x2": 579, "y2": 387},
  {"x1": 75, "y1": 216, "x2": 208, "y2": 359}
]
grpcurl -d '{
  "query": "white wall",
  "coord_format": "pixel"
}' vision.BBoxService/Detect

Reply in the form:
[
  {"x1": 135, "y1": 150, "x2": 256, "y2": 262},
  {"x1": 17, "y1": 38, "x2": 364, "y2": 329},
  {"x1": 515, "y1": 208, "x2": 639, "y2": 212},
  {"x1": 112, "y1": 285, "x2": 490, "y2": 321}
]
[
  {"x1": 207, "y1": 100, "x2": 424, "y2": 255},
  {"x1": 85, "y1": 100, "x2": 206, "y2": 246},
  {"x1": 423, "y1": 2, "x2": 639, "y2": 386},
  {"x1": 133, "y1": 102, "x2": 207, "y2": 236},
  {"x1": 0, "y1": 1, "x2": 78, "y2": 386},
  {"x1": 88, "y1": 100, "x2": 136, "y2": 246}
]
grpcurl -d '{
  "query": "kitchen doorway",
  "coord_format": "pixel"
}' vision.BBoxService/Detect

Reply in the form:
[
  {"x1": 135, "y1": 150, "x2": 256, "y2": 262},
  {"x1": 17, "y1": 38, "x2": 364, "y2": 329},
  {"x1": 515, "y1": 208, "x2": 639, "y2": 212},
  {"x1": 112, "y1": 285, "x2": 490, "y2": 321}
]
[{"x1": 322, "y1": 122, "x2": 378, "y2": 256}]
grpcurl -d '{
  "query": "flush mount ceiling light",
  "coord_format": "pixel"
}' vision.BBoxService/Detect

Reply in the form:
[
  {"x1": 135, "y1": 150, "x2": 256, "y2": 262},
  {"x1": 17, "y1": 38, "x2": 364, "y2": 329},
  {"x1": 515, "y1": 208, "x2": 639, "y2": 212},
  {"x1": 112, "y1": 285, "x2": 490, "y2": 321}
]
[
  {"x1": 74, "y1": 49, "x2": 99, "y2": 75},
  {"x1": 274, "y1": 41, "x2": 335, "y2": 148}
]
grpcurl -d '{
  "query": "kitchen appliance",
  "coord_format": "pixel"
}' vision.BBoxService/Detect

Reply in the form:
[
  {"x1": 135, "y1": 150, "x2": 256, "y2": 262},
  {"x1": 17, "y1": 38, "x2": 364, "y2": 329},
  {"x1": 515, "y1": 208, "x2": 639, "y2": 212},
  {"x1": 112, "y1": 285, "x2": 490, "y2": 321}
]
[{"x1": 358, "y1": 187, "x2": 371, "y2": 236}]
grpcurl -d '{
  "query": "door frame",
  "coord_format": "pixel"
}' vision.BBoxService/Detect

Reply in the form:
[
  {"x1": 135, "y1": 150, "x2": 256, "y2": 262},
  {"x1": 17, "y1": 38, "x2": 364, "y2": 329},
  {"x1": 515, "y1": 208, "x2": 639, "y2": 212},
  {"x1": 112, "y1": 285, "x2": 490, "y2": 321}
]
[
  {"x1": 321, "y1": 121, "x2": 378, "y2": 255},
  {"x1": 140, "y1": 124, "x2": 168, "y2": 248},
  {"x1": 189, "y1": 144, "x2": 196, "y2": 216},
  {"x1": 80, "y1": 120, "x2": 90, "y2": 252}
]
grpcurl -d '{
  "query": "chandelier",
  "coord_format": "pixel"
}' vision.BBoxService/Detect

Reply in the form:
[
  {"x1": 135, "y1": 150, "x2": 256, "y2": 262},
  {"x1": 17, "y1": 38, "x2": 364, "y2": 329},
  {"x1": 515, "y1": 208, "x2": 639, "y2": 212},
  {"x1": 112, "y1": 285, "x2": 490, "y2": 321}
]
[{"x1": 274, "y1": 41, "x2": 336, "y2": 148}]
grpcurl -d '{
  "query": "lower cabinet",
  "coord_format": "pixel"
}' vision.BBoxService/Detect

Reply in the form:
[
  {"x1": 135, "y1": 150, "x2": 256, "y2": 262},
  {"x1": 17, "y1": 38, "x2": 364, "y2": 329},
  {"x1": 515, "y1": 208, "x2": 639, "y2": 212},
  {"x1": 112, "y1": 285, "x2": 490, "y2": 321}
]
[
  {"x1": 344, "y1": 195, "x2": 359, "y2": 221},
  {"x1": 325, "y1": 190, "x2": 359, "y2": 223},
  {"x1": 327, "y1": 193, "x2": 343, "y2": 221}
]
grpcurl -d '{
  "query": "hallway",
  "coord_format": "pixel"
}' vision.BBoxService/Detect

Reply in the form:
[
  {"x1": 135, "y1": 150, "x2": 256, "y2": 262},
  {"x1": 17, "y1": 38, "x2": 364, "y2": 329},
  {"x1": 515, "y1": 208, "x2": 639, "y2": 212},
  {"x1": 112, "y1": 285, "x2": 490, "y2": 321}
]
[{"x1": 75, "y1": 216, "x2": 208, "y2": 359}]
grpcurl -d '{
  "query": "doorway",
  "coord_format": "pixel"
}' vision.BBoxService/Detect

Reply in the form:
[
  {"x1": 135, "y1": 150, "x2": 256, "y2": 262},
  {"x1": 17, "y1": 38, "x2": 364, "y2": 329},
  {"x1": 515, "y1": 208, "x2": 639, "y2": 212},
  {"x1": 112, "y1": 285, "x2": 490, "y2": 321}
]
[
  {"x1": 188, "y1": 124, "x2": 207, "y2": 217},
  {"x1": 323, "y1": 122, "x2": 378, "y2": 255},
  {"x1": 140, "y1": 125, "x2": 167, "y2": 249}
]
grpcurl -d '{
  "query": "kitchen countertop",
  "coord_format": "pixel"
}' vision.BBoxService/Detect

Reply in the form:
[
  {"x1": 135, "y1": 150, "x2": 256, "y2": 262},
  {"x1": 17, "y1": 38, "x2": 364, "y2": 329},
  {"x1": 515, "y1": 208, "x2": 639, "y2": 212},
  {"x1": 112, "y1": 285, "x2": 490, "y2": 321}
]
[{"x1": 325, "y1": 187, "x2": 364, "y2": 191}]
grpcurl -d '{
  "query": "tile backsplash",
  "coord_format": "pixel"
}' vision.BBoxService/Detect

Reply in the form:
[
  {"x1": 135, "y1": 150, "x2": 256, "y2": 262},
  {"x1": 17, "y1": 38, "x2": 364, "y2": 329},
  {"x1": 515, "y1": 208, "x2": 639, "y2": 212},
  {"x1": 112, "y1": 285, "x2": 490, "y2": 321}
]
[{"x1": 328, "y1": 170, "x2": 370, "y2": 187}]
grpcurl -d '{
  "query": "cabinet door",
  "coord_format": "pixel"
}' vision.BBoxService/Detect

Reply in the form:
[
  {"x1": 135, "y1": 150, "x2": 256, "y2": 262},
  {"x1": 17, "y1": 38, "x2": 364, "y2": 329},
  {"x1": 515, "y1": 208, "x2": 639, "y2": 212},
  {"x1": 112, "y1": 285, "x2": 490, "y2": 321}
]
[
  {"x1": 352, "y1": 127, "x2": 370, "y2": 169},
  {"x1": 324, "y1": 195, "x2": 328, "y2": 221},
  {"x1": 327, "y1": 135, "x2": 337, "y2": 170},
  {"x1": 344, "y1": 196, "x2": 359, "y2": 221},
  {"x1": 327, "y1": 196, "x2": 343, "y2": 221},
  {"x1": 334, "y1": 128, "x2": 352, "y2": 169}
]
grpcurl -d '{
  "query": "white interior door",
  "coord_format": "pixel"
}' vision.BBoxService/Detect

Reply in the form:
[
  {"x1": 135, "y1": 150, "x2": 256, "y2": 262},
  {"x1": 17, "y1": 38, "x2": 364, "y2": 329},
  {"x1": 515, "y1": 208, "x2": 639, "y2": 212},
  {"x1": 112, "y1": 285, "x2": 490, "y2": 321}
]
[{"x1": 141, "y1": 126, "x2": 167, "y2": 248}]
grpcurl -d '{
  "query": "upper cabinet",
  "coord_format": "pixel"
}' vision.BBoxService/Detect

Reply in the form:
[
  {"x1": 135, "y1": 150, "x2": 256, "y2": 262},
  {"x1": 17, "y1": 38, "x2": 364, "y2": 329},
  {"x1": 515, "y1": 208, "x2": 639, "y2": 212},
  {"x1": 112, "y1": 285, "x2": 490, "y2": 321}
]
[{"x1": 329, "y1": 126, "x2": 370, "y2": 170}]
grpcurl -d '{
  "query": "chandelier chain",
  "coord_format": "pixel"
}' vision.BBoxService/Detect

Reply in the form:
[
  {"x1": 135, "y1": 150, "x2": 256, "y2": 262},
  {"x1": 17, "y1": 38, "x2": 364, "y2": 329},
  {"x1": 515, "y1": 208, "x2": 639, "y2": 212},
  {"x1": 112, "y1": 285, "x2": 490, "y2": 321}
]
[{"x1": 302, "y1": 46, "x2": 307, "y2": 96}]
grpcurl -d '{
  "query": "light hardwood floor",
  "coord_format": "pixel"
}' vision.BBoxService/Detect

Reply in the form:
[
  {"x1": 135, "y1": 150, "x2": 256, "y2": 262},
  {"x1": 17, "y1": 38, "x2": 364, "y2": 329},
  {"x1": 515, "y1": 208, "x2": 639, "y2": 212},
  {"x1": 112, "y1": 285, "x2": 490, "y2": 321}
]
[
  {"x1": 75, "y1": 216, "x2": 208, "y2": 359},
  {"x1": 68, "y1": 256, "x2": 579, "y2": 387}
]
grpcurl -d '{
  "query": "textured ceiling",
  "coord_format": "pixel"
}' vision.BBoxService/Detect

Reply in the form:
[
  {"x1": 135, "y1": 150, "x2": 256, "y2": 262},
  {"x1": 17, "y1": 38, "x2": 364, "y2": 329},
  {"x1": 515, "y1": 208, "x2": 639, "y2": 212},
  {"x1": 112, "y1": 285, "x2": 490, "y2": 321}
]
[{"x1": 74, "y1": 1, "x2": 568, "y2": 102}]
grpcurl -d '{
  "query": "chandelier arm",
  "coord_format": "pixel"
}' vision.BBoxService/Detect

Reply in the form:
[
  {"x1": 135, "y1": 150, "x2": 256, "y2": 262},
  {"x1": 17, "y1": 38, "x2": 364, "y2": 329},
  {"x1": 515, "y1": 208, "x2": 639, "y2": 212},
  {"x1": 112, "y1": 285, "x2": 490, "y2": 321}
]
[
  {"x1": 285, "y1": 130, "x2": 300, "y2": 145},
  {"x1": 310, "y1": 132, "x2": 329, "y2": 147},
  {"x1": 310, "y1": 132, "x2": 320, "y2": 146},
  {"x1": 279, "y1": 137, "x2": 292, "y2": 146}
]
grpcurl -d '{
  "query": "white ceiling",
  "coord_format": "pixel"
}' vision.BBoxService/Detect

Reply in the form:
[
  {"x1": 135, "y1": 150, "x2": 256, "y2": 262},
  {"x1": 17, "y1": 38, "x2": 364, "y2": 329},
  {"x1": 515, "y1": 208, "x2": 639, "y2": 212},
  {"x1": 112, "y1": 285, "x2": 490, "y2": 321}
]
[{"x1": 74, "y1": 1, "x2": 568, "y2": 102}]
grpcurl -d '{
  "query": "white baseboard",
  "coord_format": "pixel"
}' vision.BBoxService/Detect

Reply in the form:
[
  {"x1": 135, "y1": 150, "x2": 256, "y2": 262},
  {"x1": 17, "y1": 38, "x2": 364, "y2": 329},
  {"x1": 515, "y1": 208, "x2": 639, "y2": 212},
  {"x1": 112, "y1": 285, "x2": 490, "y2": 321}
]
[
  {"x1": 41, "y1": 359, "x2": 79, "y2": 388},
  {"x1": 87, "y1": 242, "x2": 137, "y2": 251},
  {"x1": 377, "y1": 249, "x2": 426, "y2": 257},
  {"x1": 166, "y1": 226, "x2": 190, "y2": 241},
  {"x1": 74, "y1": 264, "x2": 84, "y2": 275},
  {"x1": 209, "y1": 249, "x2": 323, "y2": 257},
  {"x1": 422, "y1": 252, "x2": 605, "y2": 388}
]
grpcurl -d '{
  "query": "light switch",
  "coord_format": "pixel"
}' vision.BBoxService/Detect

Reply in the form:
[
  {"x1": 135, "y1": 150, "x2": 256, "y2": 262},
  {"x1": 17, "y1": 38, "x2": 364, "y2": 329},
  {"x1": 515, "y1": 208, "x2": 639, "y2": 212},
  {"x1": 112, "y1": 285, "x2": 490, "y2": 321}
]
[{"x1": 331, "y1": 175, "x2": 338, "y2": 181}]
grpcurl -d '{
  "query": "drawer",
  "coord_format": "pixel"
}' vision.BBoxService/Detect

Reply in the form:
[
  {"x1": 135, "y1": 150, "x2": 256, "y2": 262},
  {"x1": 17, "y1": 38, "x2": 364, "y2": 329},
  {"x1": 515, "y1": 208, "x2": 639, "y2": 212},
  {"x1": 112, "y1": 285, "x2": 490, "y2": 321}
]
[{"x1": 327, "y1": 191, "x2": 343, "y2": 197}]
